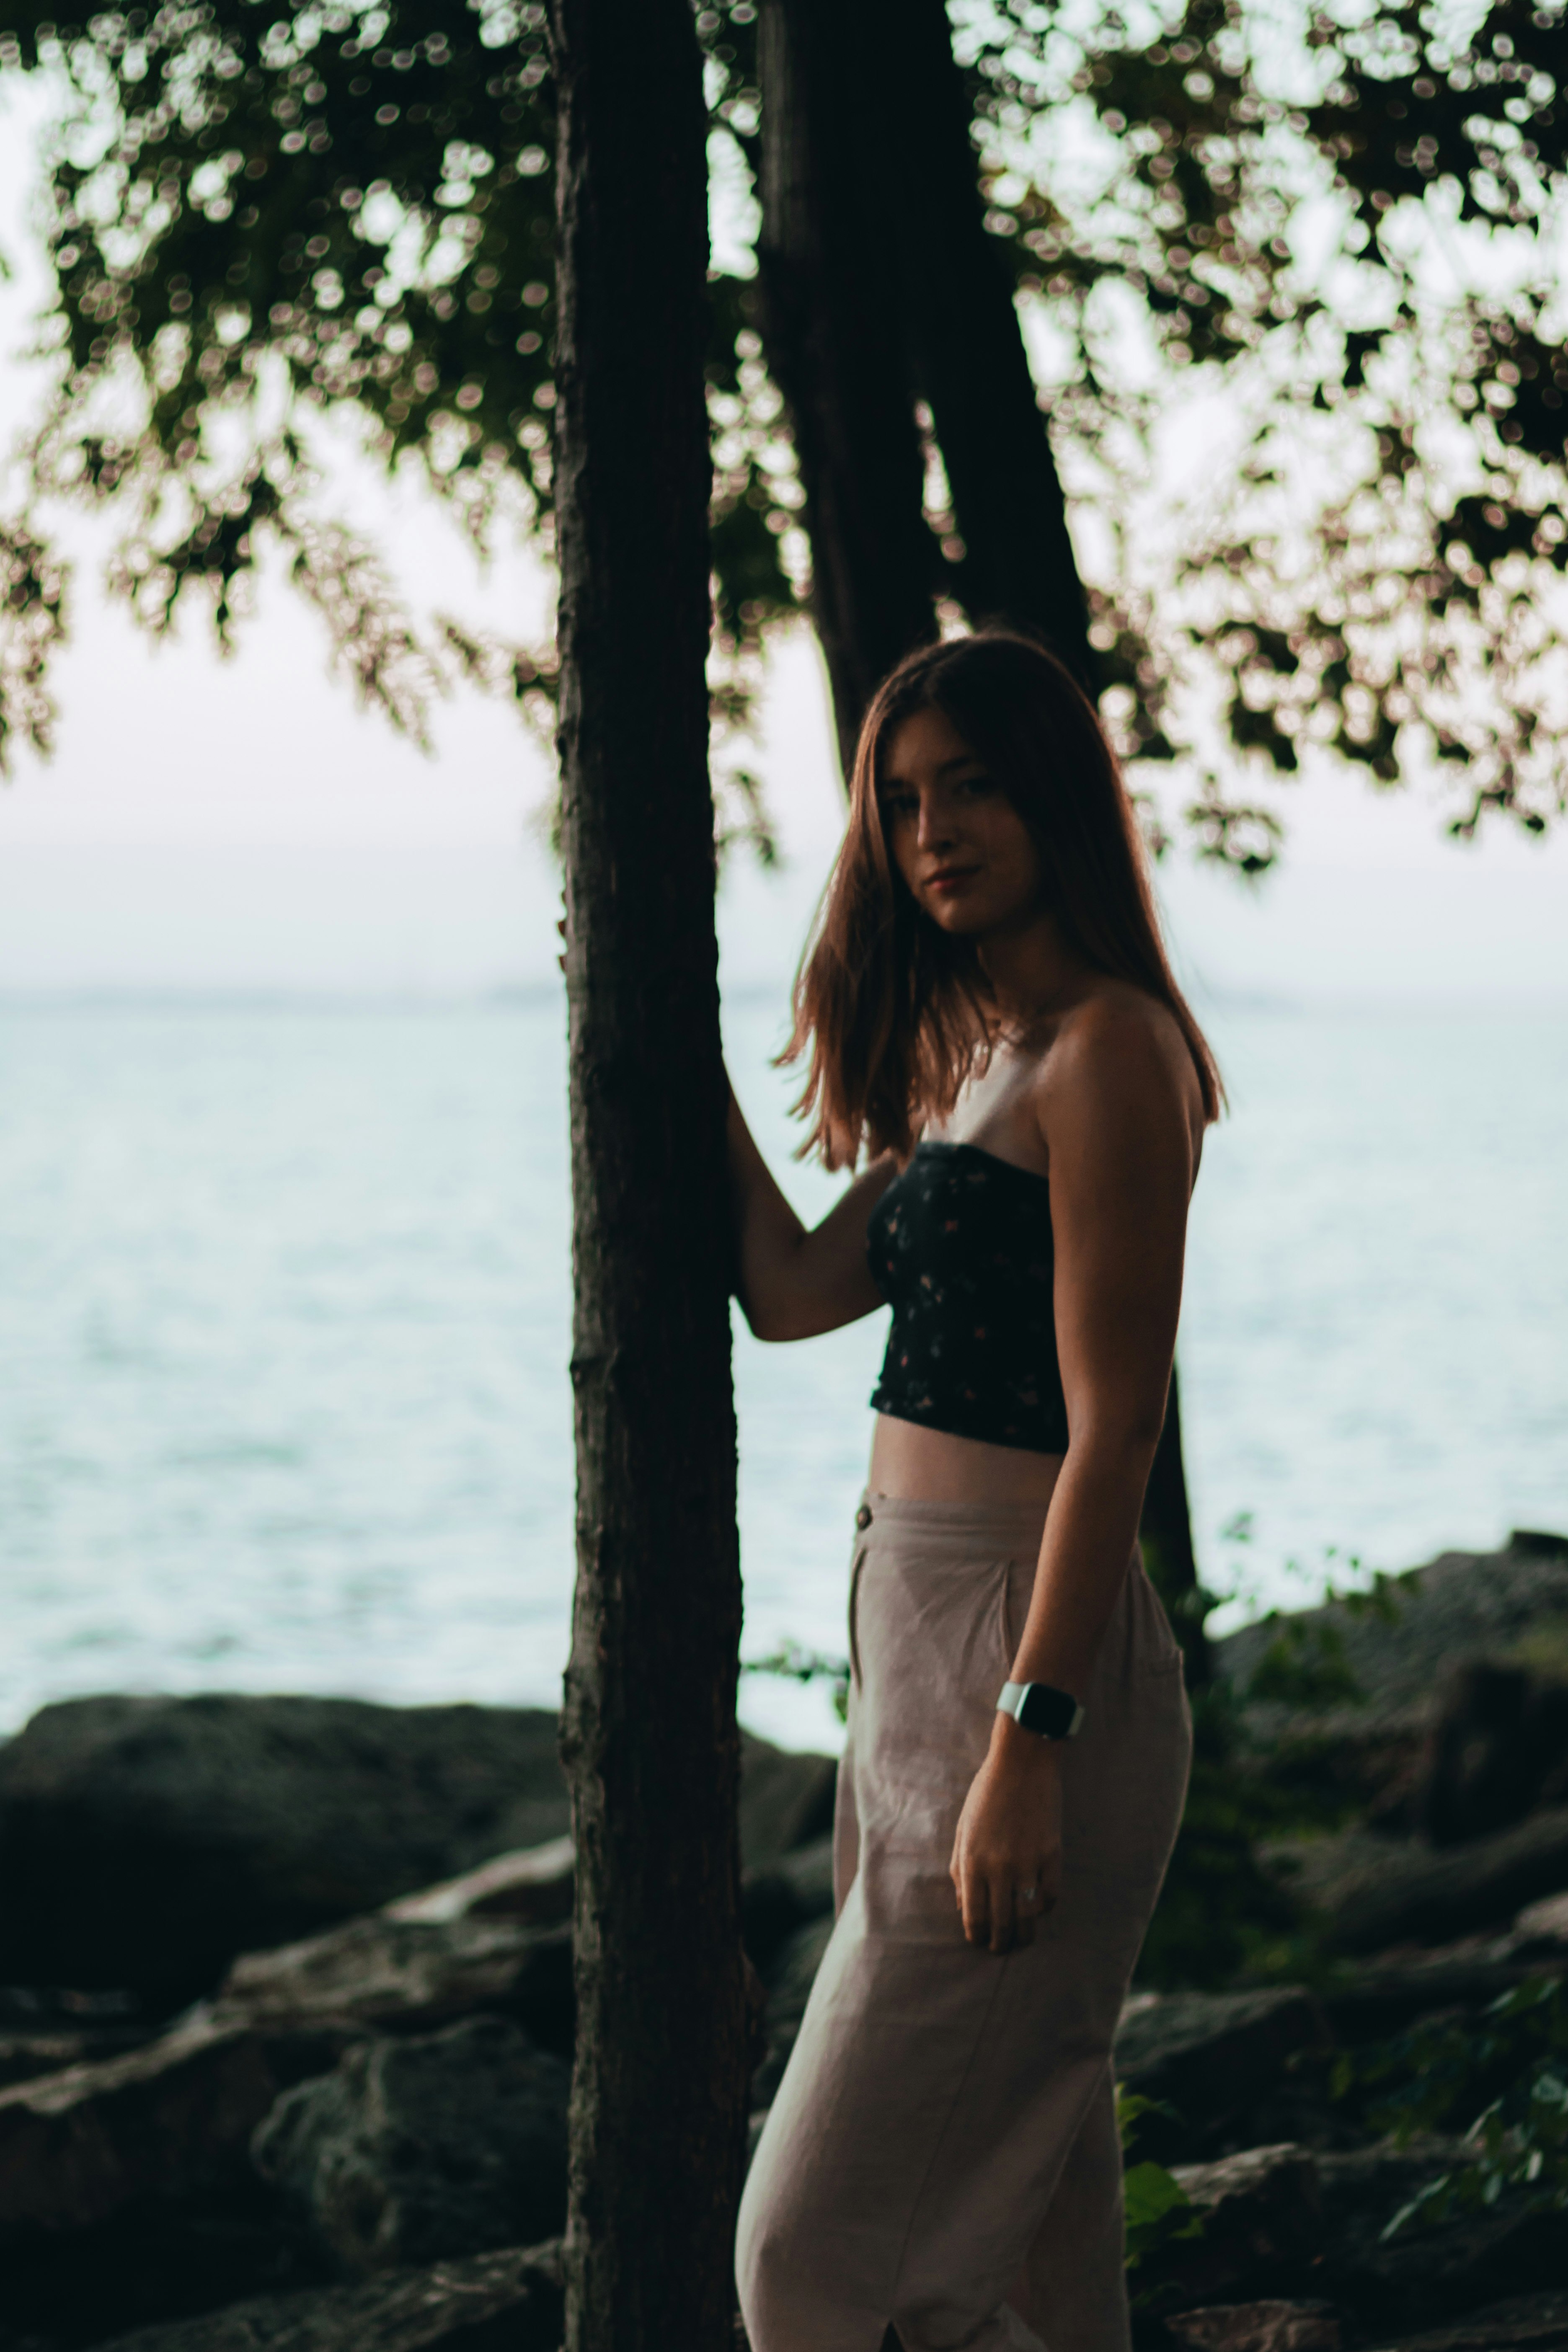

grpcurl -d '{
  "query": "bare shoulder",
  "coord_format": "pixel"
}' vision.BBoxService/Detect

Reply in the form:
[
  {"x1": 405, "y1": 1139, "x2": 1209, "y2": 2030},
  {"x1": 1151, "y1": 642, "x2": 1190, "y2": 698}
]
[{"x1": 1032, "y1": 982, "x2": 1203, "y2": 1169}]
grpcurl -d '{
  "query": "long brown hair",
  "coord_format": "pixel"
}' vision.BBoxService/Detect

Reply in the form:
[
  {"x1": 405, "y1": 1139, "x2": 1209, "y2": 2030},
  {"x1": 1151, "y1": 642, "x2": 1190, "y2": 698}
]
[{"x1": 784, "y1": 631, "x2": 1223, "y2": 1168}]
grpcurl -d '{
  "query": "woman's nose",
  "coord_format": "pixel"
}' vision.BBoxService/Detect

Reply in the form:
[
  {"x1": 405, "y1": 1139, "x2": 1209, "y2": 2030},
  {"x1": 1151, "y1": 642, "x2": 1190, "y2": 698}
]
[{"x1": 916, "y1": 793, "x2": 953, "y2": 849}]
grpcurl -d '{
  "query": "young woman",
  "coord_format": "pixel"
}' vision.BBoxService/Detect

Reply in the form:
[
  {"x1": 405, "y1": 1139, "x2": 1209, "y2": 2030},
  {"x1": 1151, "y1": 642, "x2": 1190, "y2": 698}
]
[{"x1": 728, "y1": 632, "x2": 1218, "y2": 2352}]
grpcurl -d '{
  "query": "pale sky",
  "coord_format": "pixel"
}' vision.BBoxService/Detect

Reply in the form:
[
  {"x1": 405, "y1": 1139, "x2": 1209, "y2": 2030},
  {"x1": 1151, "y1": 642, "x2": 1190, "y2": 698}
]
[{"x1": 0, "y1": 71, "x2": 1564, "y2": 1004}]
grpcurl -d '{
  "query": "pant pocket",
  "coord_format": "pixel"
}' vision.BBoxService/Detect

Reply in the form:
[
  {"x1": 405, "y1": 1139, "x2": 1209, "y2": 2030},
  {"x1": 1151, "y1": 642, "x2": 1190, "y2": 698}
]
[{"x1": 847, "y1": 1544, "x2": 868, "y2": 1692}]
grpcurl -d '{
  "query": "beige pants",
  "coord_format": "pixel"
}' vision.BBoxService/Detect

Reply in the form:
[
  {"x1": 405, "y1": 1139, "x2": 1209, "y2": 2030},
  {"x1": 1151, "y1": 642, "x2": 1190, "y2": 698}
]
[{"x1": 736, "y1": 1492, "x2": 1192, "y2": 2352}]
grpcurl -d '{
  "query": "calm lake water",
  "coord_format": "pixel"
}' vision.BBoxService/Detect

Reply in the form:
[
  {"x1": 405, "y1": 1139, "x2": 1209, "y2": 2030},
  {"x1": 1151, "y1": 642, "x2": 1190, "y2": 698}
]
[{"x1": 2, "y1": 990, "x2": 1565, "y2": 1751}]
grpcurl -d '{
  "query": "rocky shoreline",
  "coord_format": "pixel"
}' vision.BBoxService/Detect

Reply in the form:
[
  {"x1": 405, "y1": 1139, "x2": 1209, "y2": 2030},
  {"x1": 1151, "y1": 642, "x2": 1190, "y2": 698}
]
[{"x1": 0, "y1": 1530, "x2": 1564, "y2": 2352}]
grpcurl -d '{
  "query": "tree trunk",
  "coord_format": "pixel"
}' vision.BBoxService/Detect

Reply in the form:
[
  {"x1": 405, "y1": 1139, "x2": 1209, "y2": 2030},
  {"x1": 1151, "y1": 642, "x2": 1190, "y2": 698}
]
[
  {"x1": 549, "y1": 4, "x2": 748, "y2": 2345},
  {"x1": 756, "y1": 0, "x2": 940, "y2": 776},
  {"x1": 876, "y1": 0, "x2": 1093, "y2": 688}
]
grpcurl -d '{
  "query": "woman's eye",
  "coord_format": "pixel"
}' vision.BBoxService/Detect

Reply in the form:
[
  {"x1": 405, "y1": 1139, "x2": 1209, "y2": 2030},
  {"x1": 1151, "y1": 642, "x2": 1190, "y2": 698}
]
[
  {"x1": 955, "y1": 772, "x2": 992, "y2": 798},
  {"x1": 882, "y1": 793, "x2": 917, "y2": 821}
]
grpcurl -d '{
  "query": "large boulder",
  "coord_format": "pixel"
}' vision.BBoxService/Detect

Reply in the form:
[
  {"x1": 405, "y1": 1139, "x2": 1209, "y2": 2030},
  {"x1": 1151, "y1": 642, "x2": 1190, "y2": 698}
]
[
  {"x1": 252, "y1": 2019, "x2": 568, "y2": 2274},
  {"x1": 740, "y1": 1834, "x2": 834, "y2": 1977},
  {"x1": 1312, "y1": 2138, "x2": 1568, "y2": 2336},
  {"x1": 0, "y1": 2016, "x2": 354, "y2": 2234},
  {"x1": 0, "y1": 2019, "x2": 351, "y2": 2344},
  {"x1": 1358, "y1": 2296, "x2": 1568, "y2": 2352},
  {"x1": 1417, "y1": 1660, "x2": 1568, "y2": 1846},
  {"x1": 737, "y1": 1745, "x2": 837, "y2": 1868},
  {"x1": 0, "y1": 1698, "x2": 834, "y2": 1999},
  {"x1": 0, "y1": 2184, "x2": 331, "y2": 2347},
  {"x1": 0, "y1": 1697, "x2": 569, "y2": 1998},
  {"x1": 381, "y1": 1838, "x2": 575, "y2": 1929},
  {"x1": 1216, "y1": 1532, "x2": 1568, "y2": 1750},
  {"x1": 88, "y1": 2242, "x2": 565, "y2": 2352},
  {"x1": 1139, "y1": 2145, "x2": 1324, "y2": 2317},
  {"x1": 0, "y1": 2024, "x2": 151, "y2": 2094},
  {"x1": 1321, "y1": 1938, "x2": 1566, "y2": 2044},
  {"x1": 750, "y1": 1913, "x2": 834, "y2": 2108},
  {"x1": 1284, "y1": 1806, "x2": 1568, "y2": 1954},
  {"x1": 1166, "y1": 2305, "x2": 1343, "y2": 2352},
  {"x1": 211, "y1": 1916, "x2": 575, "y2": 2057},
  {"x1": 1213, "y1": 1533, "x2": 1568, "y2": 1825},
  {"x1": 1113, "y1": 1988, "x2": 1330, "y2": 2164}
]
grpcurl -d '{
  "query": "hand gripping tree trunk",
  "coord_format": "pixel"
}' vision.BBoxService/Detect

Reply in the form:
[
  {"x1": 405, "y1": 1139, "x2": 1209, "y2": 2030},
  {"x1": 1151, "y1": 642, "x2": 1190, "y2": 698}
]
[{"x1": 549, "y1": 3, "x2": 749, "y2": 2344}]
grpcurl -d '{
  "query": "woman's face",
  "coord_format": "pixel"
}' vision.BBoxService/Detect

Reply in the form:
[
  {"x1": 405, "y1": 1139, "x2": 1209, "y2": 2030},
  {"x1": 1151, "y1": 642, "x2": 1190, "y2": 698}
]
[{"x1": 877, "y1": 703, "x2": 1045, "y2": 940}]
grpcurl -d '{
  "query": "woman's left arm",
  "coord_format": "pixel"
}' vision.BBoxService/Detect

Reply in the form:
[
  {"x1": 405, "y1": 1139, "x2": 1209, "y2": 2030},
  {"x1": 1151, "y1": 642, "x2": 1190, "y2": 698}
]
[{"x1": 949, "y1": 997, "x2": 1199, "y2": 1954}]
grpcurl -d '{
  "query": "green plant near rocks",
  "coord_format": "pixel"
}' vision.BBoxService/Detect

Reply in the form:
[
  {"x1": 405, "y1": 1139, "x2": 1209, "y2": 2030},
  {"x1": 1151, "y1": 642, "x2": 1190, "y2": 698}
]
[
  {"x1": 1137, "y1": 1555, "x2": 1410, "y2": 1990},
  {"x1": 741, "y1": 1643, "x2": 851, "y2": 1727},
  {"x1": 1333, "y1": 1975, "x2": 1568, "y2": 2236},
  {"x1": 1117, "y1": 2086, "x2": 1204, "y2": 2281}
]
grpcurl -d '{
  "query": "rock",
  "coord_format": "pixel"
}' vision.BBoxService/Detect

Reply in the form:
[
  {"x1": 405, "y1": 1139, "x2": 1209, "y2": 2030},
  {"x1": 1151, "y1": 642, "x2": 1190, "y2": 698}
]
[
  {"x1": 0, "y1": 2188, "x2": 331, "y2": 2346},
  {"x1": 740, "y1": 1833, "x2": 834, "y2": 1975},
  {"x1": 1358, "y1": 2294, "x2": 1568, "y2": 2352},
  {"x1": 751, "y1": 1913, "x2": 834, "y2": 2107},
  {"x1": 382, "y1": 1837, "x2": 576, "y2": 1928},
  {"x1": 1211, "y1": 1538, "x2": 1568, "y2": 1826},
  {"x1": 1166, "y1": 2303, "x2": 1343, "y2": 2352},
  {"x1": 0, "y1": 2015, "x2": 354, "y2": 2233},
  {"x1": 1320, "y1": 1926, "x2": 1566, "y2": 2042},
  {"x1": 1514, "y1": 1889, "x2": 1568, "y2": 1947},
  {"x1": 0, "y1": 1696, "x2": 570, "y2": 1997},
  {"x1": 1312, "y1": 2137, "x2": 1568, "y2": 2336},
  {"x1": 0, "y1": 2019, "x2": 352, "y2": 2342},
  {"x1": 252, "y1": 2018, "x2": 569, "y2": 2274},
  {"x1": 1140, "y1": 2146, "x2": 1323, "y2": 2316},
  {"x1": 1113, "y1": 1989, "x2": 1330, "y2": 2164},
  {"x1": 0, "y1": 1698, "x2": 832, "y2": 1998},
  {"x1": 211, "y1": 1917, "x2": 574, "y2": 2057},
  {"x1": 0, "y1": 2026, "x2": 151, "y2": 2092},
  {"x1": 1417, "y1": 1661, "x2": 1568, "y2": 1846},
  {"x1": 1216, "y1": 1536, "x2": 1568, "y2": 1750},
  {"x1": 1317, "y1": 1805, "x2": 1568, "y2": 1952},
  {"x1": 738, "y1": 1741, "x2": 837, "y2": 1868},
  {"x1": 86, "y1": 2242, "x2": 565, "y2": 2352}
]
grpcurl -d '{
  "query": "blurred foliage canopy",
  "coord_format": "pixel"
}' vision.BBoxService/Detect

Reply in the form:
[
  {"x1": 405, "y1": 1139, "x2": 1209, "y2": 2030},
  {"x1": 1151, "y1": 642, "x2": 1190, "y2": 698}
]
[{"x1": 0, "y1": 0, "x2": 1564, "y2": 848}]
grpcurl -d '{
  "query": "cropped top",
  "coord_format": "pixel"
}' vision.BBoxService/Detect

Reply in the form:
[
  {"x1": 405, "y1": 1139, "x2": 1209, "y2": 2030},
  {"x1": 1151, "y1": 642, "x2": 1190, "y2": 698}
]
[{"x1": 865, "y1": 1139, "x2": 1068, "y2": 1455}]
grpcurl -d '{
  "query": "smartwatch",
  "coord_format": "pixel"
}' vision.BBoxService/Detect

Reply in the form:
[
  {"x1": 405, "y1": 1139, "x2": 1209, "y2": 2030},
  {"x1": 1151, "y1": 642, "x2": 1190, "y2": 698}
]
[{"x1": 997, "y1": 1681, "x2": 1085, "y2": 1741}]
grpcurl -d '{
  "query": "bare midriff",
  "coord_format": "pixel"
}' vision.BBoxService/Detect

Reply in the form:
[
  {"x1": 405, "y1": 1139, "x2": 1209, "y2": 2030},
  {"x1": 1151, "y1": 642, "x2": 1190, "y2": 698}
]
[{"x1": 867, "y1": 1411, "x2": 1066, "y2": 1508}]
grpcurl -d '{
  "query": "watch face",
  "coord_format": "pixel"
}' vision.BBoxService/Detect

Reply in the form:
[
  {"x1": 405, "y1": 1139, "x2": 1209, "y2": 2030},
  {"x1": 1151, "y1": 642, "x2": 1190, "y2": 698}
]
[{"x1": 1018, "y1": 1683, "x2": 1078, "y2": 1740}]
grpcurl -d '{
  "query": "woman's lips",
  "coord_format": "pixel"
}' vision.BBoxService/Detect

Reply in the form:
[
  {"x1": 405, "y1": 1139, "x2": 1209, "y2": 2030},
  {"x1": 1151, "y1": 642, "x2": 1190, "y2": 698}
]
[{"x1": 927, "y1": 867, "x2": 979, "y2": 894}]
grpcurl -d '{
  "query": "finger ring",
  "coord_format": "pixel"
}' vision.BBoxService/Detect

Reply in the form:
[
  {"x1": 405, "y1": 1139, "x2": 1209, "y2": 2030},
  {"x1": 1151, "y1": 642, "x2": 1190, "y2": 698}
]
[{"x1": 1020, "y1": 1885, "x2": 1038, "y2": 1902}]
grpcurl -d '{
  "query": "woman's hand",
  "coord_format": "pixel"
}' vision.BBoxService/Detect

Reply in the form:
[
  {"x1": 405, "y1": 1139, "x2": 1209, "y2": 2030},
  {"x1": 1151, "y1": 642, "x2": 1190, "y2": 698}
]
[
  {"x1": 949, "y1": 1715, "x2": 1064, "y2": 1954},
  {"x1": 727, "y1": 1085, "x2": 896, "y2": 1343}
]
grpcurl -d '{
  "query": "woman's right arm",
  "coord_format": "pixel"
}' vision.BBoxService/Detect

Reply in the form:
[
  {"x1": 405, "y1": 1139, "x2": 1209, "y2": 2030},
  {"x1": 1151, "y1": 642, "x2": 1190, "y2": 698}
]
[{"x1": 728, "y1": 1083, "x2": 895, "y2": 1341}]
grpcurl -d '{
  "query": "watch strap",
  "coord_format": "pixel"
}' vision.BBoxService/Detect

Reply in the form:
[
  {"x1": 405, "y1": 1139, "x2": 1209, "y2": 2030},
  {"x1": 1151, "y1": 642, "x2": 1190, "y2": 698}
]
[{"x1": 997, "y1": 1680, "x2": 1086, "y2": 1740}]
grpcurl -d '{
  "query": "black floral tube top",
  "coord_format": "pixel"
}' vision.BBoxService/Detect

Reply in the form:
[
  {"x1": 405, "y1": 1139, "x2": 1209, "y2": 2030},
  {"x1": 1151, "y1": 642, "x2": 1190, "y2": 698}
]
[{"x1": 865, "y1": 1139, "x2": 1068, "y2": 1455}]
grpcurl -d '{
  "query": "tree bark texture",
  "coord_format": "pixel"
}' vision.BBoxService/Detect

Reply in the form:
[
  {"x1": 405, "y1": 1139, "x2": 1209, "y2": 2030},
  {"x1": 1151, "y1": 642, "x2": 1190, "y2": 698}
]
[
  {"x1": 756, "y1": 0, "x2": 940, "y2": 776},
  {"x1": 875, "y1": 0, "x2": 1094, "y2": 688},
  {"x1": 549, "y1": 4, "x2": 748, "y2": 2346}
]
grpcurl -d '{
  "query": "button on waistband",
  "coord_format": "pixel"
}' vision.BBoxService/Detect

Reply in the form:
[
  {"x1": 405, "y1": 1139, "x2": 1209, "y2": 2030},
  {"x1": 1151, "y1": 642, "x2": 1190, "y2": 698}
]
[{"x1": 854, "y1": 1502, "x2": 873, "y2": 1530}]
